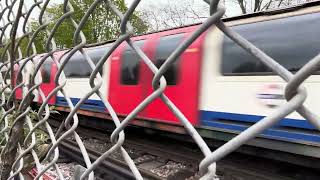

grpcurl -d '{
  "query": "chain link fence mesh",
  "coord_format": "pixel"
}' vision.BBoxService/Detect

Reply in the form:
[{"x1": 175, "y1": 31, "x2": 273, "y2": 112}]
[{"x1": 0, "y1": 0, "x2": 319, "y2": 179}]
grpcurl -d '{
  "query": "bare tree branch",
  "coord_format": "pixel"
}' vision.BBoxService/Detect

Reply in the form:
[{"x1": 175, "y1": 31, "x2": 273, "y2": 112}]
[{"x1": 237, "y1": 0, "x2": 247, "y2": 14}]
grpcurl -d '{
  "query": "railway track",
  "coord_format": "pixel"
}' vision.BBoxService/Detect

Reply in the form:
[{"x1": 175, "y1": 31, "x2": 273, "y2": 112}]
[
  {"x1": 48, "y1": 117, "x2": 319, "y2": 180},
  {"x1": 59, "y1": 139, "x2": 163, "y2": 180}
]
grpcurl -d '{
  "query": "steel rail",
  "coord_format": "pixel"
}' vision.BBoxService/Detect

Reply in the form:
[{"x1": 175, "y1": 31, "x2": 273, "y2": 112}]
[{"x1": 59, "y1": 139, "x2": 164, "y2": 180}]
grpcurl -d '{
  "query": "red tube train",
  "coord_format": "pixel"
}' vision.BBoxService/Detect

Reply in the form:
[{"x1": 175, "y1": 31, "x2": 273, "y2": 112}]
[{"x1": 5, "y1": 2, "x2": 320, "y2": 162}]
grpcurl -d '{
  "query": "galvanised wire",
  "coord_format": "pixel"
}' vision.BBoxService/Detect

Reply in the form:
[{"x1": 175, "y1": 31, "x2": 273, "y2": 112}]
[{"x1": 0, "y1": 0, "x2": 318, "y2": 180}]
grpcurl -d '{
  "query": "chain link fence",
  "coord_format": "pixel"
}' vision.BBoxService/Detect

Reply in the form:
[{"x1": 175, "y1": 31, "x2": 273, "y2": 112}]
[{"x1": 0, "y1": 0, "x2": 319, "y2": 179}]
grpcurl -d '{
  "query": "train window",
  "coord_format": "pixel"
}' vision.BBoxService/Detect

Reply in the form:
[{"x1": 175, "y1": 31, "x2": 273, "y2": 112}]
[
  {"x1": 64, "y1": 47, "x2": 108, "y2": 78},
  {"x1": 221, "y1": 13, "x2": 320, "y2": 75},
  {"x1": 155, "y1": 33, "x2": 185, "y2": 85},
  {"x1": 64, "y1": 53, "x2": 91, "y2": 78},
  {"x1": 87, "y1": 46, "x2": 110, "y2": 75},
  {"x1": 41, "y1": 60, "x2": 52, "y2": 83},
  {"x1": 121, "y1": 40, "x2": 145, "y2": 85}
]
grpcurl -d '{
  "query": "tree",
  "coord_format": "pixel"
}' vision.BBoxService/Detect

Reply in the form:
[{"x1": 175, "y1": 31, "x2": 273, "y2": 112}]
[
  {"x1": 30, "y1": 0, "x2": 148, "y2": 51},
  {"x1": 225, "y1": 0, "x2": 309, "y2": 15},
  {"x1": 139, "y1": 0, "x2": 209, "y2": 31}
]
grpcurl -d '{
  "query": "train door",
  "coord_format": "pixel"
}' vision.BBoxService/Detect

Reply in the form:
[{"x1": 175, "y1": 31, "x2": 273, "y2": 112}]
[
  {"x1": 143, "y1": 30, "x2": 203, "y2": 125},
  {"x1": 109, "y1": 38, "x2": 151, "y2": 116},
  {"x1": 39, "y1": 55, "x2": 58, "y2": 105}
]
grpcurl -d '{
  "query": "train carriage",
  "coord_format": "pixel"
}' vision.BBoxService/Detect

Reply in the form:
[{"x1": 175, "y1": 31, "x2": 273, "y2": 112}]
[
  {"x1": 27, "y1": 1, "x2": 320, "y2": 160},
  {"x1": 199, "y1": 4, "x2": 320, "y2": 157}
]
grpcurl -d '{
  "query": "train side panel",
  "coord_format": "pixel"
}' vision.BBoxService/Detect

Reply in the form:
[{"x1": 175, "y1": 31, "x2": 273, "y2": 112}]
[
  {"x1": 38, "y1": 54, "x2": 59, "y2": 104},
  {"x1": 108, "y1": 36, "x2": 150, "y2": 117},
  {"x1": 108, "y1": 26, "x2": 203, "y2": 125},
  {"x1": 56, "y1": 46, "x2": 111, "y2": 111},
  {"x1": 199, "y1": 6, "x2": 320, "y2": 153},
  {"x1": 141, "y1": 26, "x2": 200, "y2": 125}
]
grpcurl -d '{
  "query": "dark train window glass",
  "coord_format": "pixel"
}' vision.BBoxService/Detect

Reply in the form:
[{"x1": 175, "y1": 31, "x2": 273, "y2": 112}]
[
  {"x1": 64, "y1": 47, "x2": 109, "y2": 78},
  {"x1": 64, "y1": 52, "x2": 92, "y2": 78},
  {"x1": 121, "y1": 40, "x2": 145, "y2": 85},
  {"x1": 221, "y1": 13, "x2": 320, "y2": 75},
  {"x1": 155, "y1": 33, "x2": 185, "y2": 85},
  {"x1": 41, "y1": 60, "x2": 52, "y2": 83},
  {"x1": 87, "y1": 45, "x2": 110, "y2": 75}
]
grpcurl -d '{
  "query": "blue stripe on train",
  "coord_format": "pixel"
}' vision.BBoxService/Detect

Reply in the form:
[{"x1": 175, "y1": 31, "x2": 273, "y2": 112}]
[
  {"x1": 55, "y1": 97, "x2": 320, "y2": 143},
  {"x1": 200, "y1": 110, "x2": 314, "y2": 129},
  {"x1": 56, "y1": 96, "x2": 106, "y2": 111},
  {"x1": 200, "y1": 110, "x2": 320, "y2": 143}
]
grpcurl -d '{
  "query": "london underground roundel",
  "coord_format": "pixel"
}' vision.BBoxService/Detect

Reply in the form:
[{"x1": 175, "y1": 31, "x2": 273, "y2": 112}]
[{"x1": 256, "y1": 84, "x2": 286, "y2": 108}]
